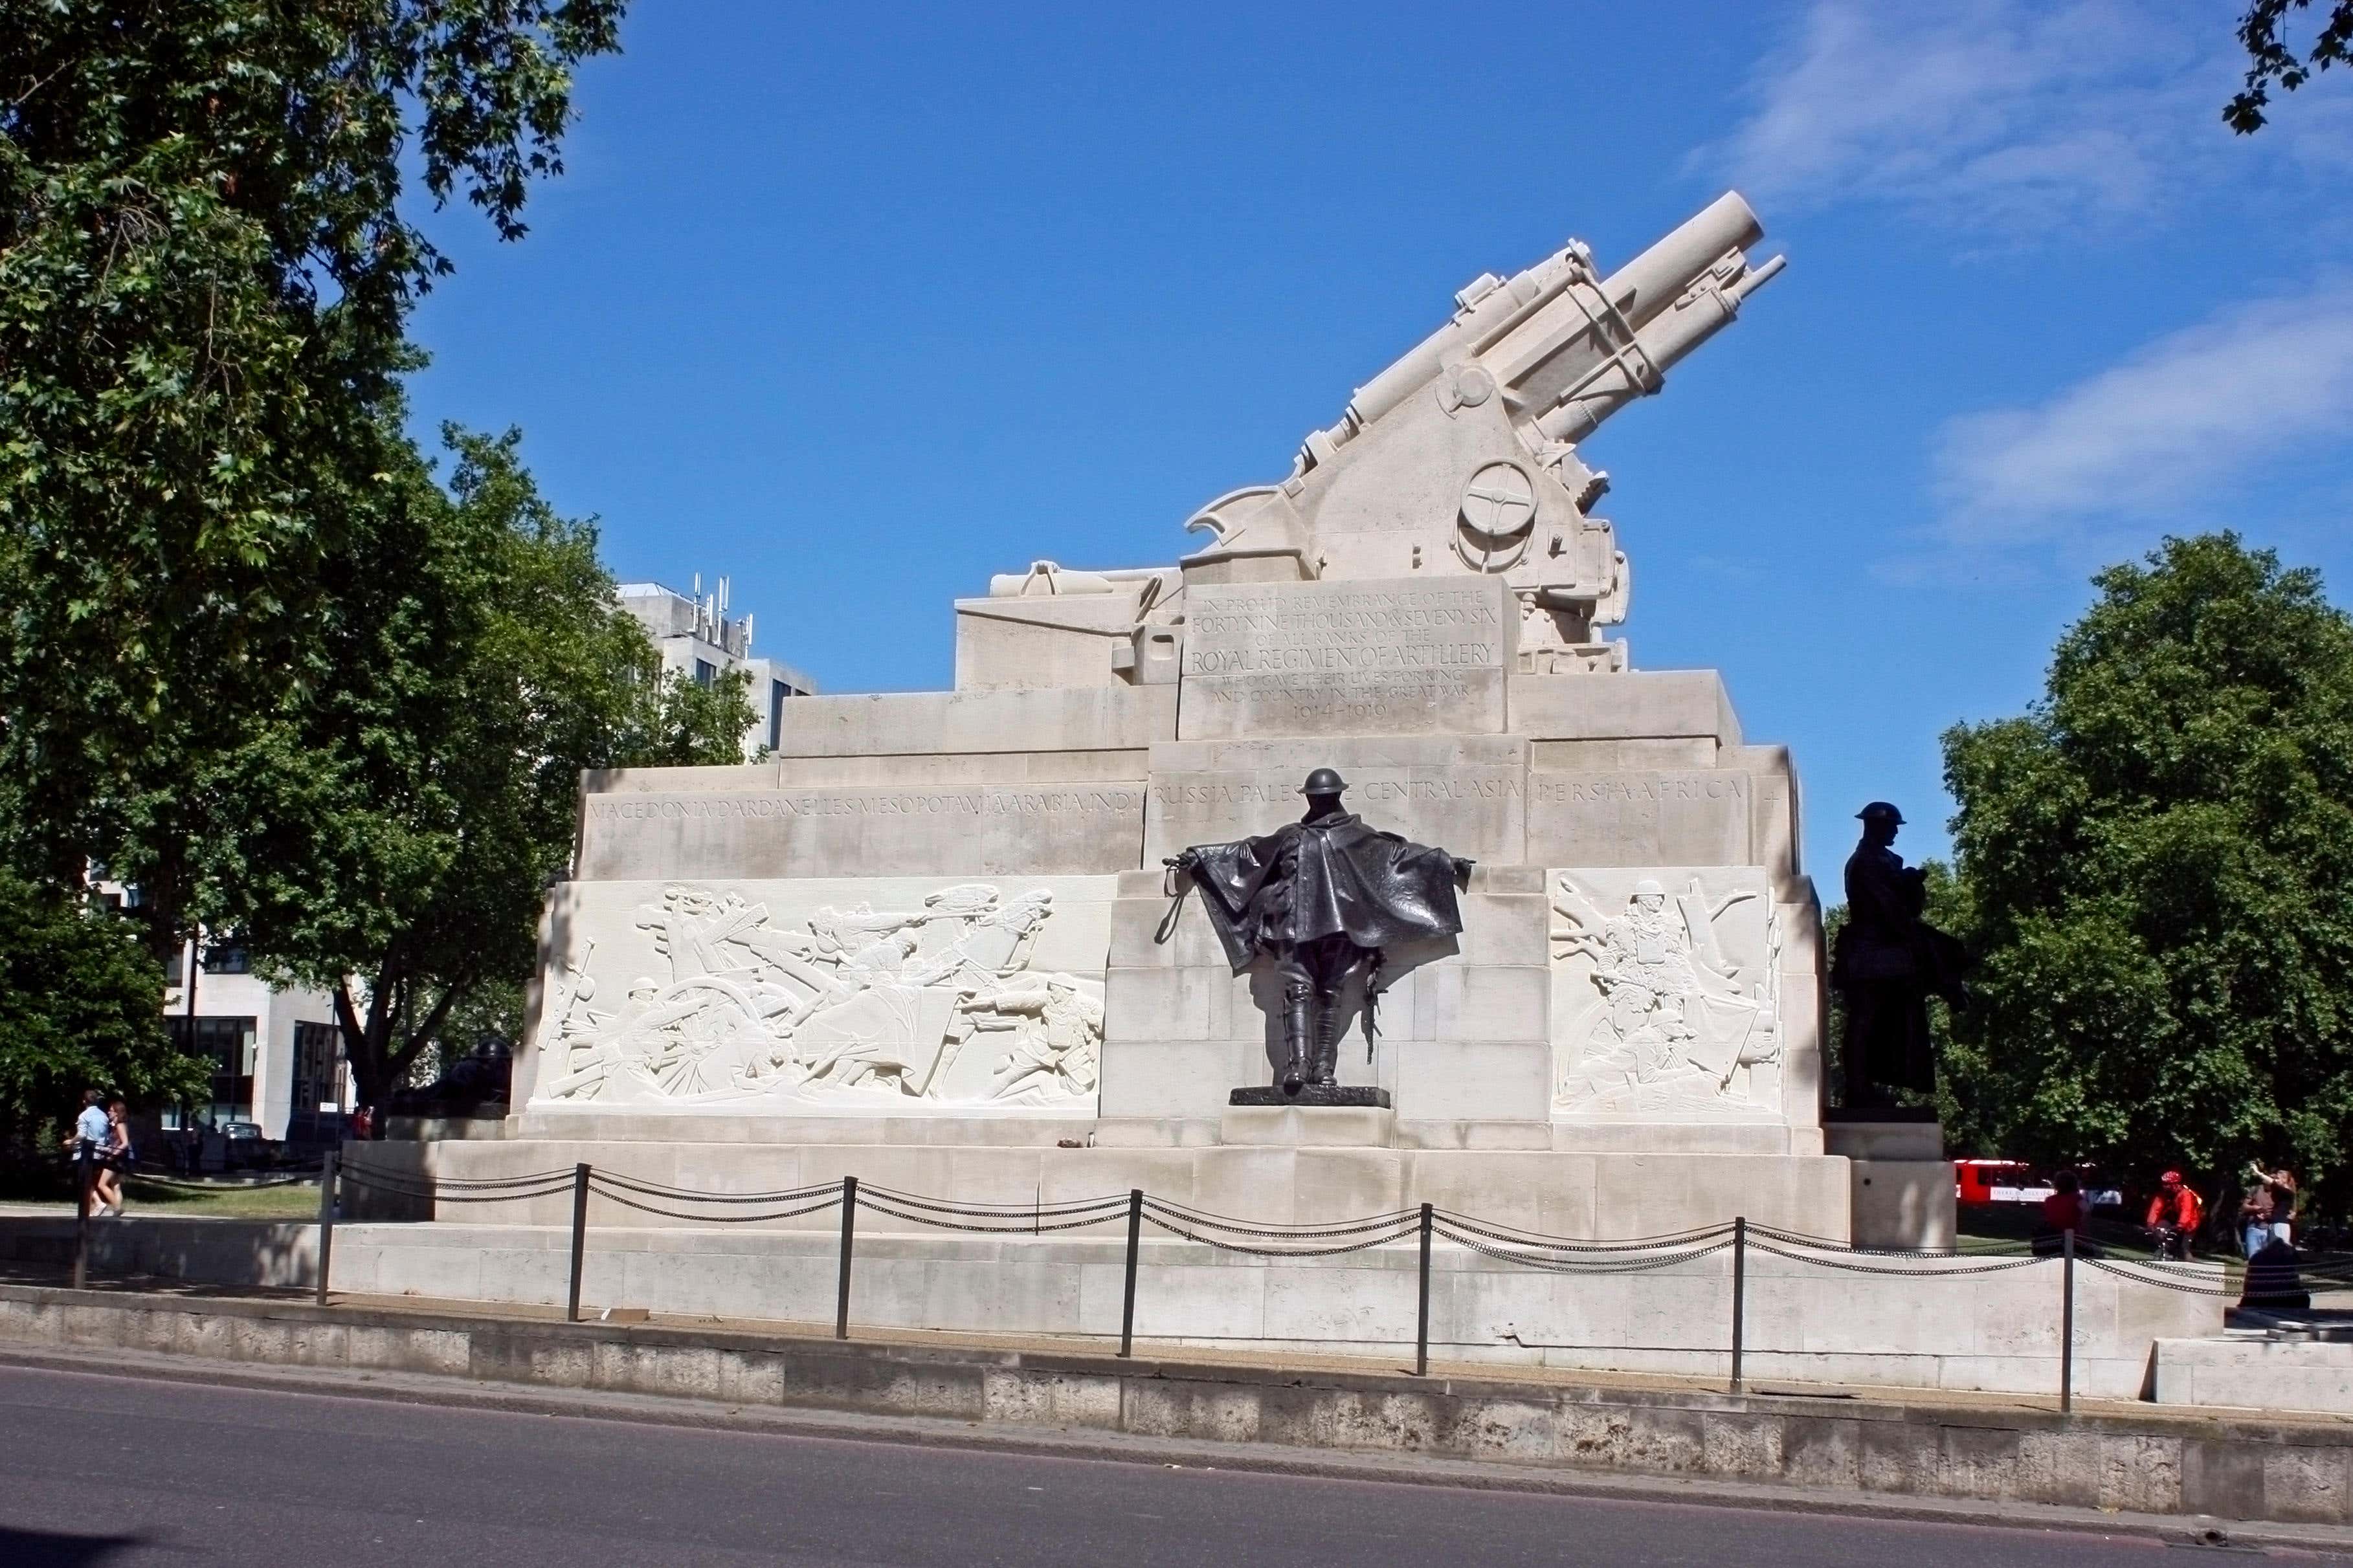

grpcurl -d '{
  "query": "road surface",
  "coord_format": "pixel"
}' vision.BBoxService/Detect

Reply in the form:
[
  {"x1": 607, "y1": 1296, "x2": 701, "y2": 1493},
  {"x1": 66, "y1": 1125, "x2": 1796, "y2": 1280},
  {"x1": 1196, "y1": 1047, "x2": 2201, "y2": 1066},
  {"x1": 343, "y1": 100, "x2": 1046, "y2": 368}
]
[{"x1": 0, "y1": 1363, "x2": 2293, "y2": 1566}]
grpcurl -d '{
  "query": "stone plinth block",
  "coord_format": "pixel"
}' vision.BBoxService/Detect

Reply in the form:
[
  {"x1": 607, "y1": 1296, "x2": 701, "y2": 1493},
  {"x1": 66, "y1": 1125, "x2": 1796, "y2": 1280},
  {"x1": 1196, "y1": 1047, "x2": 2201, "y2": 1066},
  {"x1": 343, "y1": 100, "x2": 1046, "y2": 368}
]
[
  {"x1": 1229, "y1": 1085, "x2": 1392, "y2": 1109},
  {"x1": 773, "y1": 686, "x2": 1176, "y2": 758},
  {"x1": 1506, "y1": 670, "x2": 1741, "y2": 747},
  {"x1": 1179, "y1": 576, "x2": 1516, "y2": 740},
  {"x1": 1144, "y1": 735, "x2": 1527, "y2": 866},
  {"x1": 1526, "y1": 769, "x2": 1757, "y2": 867},
  {"x1": 1823, "y1": 1118, "x2": 1945, "y2": 1162},
  {"x1": 577, "y1": 777, "x2": 1146, "y2": 881},
  {"x1": 1220, "y1": 1104, "x2": 1397, "y2": 1146}
]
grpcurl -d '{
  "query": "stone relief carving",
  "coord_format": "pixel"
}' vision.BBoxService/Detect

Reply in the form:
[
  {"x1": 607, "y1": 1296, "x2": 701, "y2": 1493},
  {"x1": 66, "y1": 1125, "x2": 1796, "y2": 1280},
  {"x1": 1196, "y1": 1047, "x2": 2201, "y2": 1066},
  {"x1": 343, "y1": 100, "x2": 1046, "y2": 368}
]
[
  {"x1": 535, "y1": 883, "x2": 1102, "y2": 1110},
  {"x1": 1548, "y1": 870, "x2": 1784, "y2": 1118}
]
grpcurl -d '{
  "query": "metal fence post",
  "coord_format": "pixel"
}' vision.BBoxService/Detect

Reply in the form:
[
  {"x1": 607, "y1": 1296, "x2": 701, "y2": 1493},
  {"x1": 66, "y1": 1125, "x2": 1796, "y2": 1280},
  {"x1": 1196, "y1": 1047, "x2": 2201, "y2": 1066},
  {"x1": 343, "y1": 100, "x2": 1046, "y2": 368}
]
[
  {"x1": 71, "y1": 1143, "x2": 91, "y2": 1290},
  {"x1": 2059, "y1": 1228, "x2": 2076, "y2": 1415},
  {"x1": 314, "y1": 1151, "x2": 339, "y2": 1307},
  {"x1": 1730, "y1": 1215, "x2": 1747, "y2": 1393},
  {"x1": 835, "y1": 1175, "x2": 858, "y2": 1340},
  {"x1": 1414, "y1": 1202, "x2": 1434, "y2": 1376},
  {"x1": 565, "y1": 1163, "x2": 590, "y2": 1323},
  {"x1": 1119, "y1": 1188, "x2": 1143, "y2": 1358}
]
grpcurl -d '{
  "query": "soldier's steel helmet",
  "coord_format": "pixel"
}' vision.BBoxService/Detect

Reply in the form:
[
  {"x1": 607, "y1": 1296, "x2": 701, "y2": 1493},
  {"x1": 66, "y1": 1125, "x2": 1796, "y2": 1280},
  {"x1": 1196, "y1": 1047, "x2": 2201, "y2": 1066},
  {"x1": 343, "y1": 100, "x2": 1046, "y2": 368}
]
[
  {"x1": 1857, "y1": 801, "x2": 1906, "y2": 824},
  {"x1": 1299, "y1": 767, "x2": 1350, "y2": 796}
]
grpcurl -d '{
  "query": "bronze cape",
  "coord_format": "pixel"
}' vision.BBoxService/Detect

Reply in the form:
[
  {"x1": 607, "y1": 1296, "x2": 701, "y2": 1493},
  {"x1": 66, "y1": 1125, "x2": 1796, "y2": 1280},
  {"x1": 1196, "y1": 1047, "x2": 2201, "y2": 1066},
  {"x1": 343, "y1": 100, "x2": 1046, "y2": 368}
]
[
  {"x1": 1172, "y1": 813, "x2": 1466, "y2": 1089},
  {"x1": 1180, "y1": 813, "x2": 1466, "y2": 969}
]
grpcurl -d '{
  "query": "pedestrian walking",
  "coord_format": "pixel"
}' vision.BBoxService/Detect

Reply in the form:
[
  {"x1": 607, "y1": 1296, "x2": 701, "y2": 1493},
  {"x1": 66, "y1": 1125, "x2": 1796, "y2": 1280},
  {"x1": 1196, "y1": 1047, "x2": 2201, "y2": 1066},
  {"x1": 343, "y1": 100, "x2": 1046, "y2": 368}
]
[
  {"x1": 60, "y1": 1088, "x2": 107, "y2": 1206},
  {"x1": 88, "y1": 1096, "x2": 131, "y2": 1217}
]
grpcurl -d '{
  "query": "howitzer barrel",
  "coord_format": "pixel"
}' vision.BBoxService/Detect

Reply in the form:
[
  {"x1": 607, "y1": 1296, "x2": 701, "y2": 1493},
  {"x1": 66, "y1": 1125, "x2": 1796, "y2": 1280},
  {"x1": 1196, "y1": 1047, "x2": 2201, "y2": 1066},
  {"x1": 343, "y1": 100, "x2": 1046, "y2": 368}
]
[
  {"x1": 1305, "y1": 192, "x2": 1781, "y2": 469},
  {"x1": 1486, "y1": 191, "x2": 1772, "y2": 430},
  {"x1": 1532, "y1": 248, "x2": 1785, "y2": 445}
]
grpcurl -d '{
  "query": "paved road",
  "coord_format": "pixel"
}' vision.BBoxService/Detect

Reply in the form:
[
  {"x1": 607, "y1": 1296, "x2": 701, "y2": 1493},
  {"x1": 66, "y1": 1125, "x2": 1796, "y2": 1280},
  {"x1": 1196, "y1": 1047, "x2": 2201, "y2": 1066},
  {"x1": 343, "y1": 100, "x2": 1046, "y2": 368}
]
[{"x1": 0, "y1": 1364, "x2": 2291, "y2": 1567}]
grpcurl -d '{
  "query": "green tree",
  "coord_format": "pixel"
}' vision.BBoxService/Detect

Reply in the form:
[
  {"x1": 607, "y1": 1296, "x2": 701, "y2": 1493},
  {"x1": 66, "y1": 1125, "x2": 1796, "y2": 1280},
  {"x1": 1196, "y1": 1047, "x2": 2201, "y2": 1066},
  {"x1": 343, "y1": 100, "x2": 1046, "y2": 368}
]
[
  {"x1": 204, "y1": 426, "x2": 747, "y2": 1114},
  {"x1": 1939, "y1": 534, "x2": 2353, "y2": 1208},
  {"x1": 0, "y1": 1, "x2": 624, "y2": 960},
  {"x1": 2229, "y1": 1, "x2": 2353, "y2": 131},
  {"x1": 0, "y1": 870, "x2": 206, "y2": 1156}
]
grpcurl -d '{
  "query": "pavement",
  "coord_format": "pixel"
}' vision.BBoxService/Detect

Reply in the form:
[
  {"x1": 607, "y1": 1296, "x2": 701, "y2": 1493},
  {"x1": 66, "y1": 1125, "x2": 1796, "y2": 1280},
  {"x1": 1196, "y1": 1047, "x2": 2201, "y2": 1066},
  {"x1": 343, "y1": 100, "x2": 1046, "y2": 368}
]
[
  {"x1": 8, "y1": 1253, "x2": 2350, "y2": 1433},
  {"x1": 3, "y1": 1361, "x2": 2336, "y2": 1568}
]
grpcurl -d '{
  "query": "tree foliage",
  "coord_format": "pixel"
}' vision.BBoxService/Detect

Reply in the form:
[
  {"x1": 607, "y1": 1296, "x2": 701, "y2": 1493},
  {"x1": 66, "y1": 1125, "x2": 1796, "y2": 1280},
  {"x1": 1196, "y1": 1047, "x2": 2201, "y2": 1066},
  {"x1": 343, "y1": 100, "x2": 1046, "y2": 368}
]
[
  {"x1": 2229, "y1": 1, "x2": 2353, "y2": 131},
  {"x1": 0, "y1": 1, "x2": 623, "y2": 953},
  {"x1": 0, "y1": 870, "x2": 206, "y2": 1154},
  {"x1": 208, "y1": 426, "x2": 747, "y2": 1111},
  {"x1": 1939, "y1": 535, "x2": 2353, "y2": 1206}
]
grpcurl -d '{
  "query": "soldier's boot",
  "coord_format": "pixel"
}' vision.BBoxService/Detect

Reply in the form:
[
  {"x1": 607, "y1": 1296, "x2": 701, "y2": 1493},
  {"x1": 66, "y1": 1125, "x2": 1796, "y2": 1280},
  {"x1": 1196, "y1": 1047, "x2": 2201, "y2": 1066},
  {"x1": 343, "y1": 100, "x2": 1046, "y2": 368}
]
[
  {"x1": 1309, "y1": 1002, "x2": 1342, "y2": 1087},
  {"x1": 1280, "y1": 982, "x2": 1314, "y2": 1092}
]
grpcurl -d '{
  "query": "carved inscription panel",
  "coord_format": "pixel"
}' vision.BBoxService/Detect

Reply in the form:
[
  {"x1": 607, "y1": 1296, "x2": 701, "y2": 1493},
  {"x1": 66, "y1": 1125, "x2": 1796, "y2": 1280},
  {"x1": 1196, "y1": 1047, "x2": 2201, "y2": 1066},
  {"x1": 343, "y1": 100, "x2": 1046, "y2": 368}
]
[
  {"x1": 1144, "y1": 737, "x2": 1528, "y2": 865},
  {"x1": 577, "y1": 782, "x2": 1147, "y2": 881},
  {"x1": 1178, "y1": 577, "x2": 1514, "y2": 740}
]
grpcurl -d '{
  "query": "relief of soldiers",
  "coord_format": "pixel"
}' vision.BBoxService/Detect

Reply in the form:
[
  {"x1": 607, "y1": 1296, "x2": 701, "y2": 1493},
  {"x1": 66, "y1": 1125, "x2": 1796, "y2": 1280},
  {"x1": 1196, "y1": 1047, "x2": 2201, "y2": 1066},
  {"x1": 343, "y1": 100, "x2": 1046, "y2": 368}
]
[
  {"x1": 1165, "y1": 768, "x2": 1473, "y2": 1096},
  {"x1": 541, "y1": 882, "x2": 1099, "y2": 1106}
]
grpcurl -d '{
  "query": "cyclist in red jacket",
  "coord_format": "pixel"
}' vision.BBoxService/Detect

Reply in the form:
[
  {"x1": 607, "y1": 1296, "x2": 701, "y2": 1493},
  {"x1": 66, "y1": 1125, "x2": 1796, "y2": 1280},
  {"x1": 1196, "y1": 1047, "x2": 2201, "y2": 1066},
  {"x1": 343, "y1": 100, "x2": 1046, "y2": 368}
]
[{"x1": 2144, "y1": 1170, "x2": 2204, "y2": 1258}]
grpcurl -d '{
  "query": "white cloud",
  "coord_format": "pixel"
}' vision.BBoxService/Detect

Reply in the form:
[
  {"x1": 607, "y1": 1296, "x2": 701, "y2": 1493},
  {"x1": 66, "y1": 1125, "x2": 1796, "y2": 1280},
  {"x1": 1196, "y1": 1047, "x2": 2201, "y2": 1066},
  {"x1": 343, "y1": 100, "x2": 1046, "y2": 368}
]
[
  {"x1": 1702, "y1": 2, "x2": 2261, "y2": 235},
  {"x1": 1930, "y1": 282, "x2": 2353, "y2": 546}
]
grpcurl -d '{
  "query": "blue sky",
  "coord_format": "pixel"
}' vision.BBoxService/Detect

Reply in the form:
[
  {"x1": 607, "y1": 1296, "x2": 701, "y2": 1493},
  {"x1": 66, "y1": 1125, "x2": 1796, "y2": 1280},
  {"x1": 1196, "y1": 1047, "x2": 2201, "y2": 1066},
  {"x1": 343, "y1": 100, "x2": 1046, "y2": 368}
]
[{"x1": 405, "y1": 1, "x2": 2353, "y2": 883}]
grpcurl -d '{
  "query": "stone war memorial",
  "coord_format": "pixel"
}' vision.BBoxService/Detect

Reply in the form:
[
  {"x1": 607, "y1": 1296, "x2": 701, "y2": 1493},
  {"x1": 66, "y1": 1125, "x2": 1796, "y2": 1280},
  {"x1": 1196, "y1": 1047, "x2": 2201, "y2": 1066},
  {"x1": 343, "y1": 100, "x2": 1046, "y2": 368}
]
[{"x1": 343, "y1": 193, "x2": 2208, "y2": 1390}]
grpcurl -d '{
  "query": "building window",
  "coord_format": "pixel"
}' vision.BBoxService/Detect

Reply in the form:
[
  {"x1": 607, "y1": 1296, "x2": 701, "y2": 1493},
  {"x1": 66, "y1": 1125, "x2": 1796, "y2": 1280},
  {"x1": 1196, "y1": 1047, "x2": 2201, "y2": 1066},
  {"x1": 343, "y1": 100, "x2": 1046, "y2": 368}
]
[
  {"x1": 166, "y1": 1016, "x2": 258, "y2": 1126},
  {"x1": 693, "y1": 658, "x2": 718, "y2": 689},
  {"x1": 287, "y1": 1021, "x2": 346, "y2": 1142},
  {"x1": 200, "y1": 942, "x2": 249, "y2": 975}
]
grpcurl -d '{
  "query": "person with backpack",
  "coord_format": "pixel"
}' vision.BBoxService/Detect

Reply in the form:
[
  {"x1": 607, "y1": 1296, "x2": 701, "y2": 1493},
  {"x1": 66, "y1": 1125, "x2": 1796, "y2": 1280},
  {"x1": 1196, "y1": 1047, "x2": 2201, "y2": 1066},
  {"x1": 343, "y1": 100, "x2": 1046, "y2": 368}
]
[{"x1": 2145, "y1": 1169, "x2": 2204, "y2": 1259}]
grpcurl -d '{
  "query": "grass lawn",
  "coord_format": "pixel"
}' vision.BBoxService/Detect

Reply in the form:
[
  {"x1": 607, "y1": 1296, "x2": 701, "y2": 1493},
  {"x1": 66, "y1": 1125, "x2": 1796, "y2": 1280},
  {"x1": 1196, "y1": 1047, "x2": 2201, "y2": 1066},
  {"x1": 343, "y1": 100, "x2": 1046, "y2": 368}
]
[{"x1": 116, "y1": 1175, "x2": 324, "y2": 1220}]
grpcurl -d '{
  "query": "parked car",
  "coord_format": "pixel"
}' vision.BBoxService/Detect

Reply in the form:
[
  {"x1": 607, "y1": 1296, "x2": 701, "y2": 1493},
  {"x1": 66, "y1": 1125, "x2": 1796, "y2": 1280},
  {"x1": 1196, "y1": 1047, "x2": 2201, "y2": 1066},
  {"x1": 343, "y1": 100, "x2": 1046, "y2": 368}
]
[{"x1": 217, "y1": 1121, "x2": 281, "y2": 1170}]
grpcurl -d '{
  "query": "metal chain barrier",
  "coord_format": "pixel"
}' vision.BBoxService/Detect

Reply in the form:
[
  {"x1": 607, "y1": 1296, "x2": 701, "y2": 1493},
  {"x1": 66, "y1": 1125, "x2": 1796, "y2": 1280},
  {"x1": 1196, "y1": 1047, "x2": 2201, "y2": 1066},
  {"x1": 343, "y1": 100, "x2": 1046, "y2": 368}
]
[
  {"x1": 1746, "y1": 1219, "x2": 2026, "y2": 1261},
  {"x1": 1436, "y1": 1211, "x2": 1735, "y2": 1253},
  {"x1": 588, "y1": 1170, "x2": 843, "y2": 1206},
  {"x1": 282, "y1": 1161, "x2": 2328, "y2": 1394},
  {"x1": 337, "y1": 1167, "x2": 576, "y2": 1204},
  {"x1": 858, "y1": 1193, "x2": 1129, "y2": 1236},
  {"x1": 860, "y1": 1183, "x2": 1132, "y2": 1220},
  {"x1": 121, "y1": 1162, "x2": 326, "y2": 1191},
  {"x1": 1436, "y1": 1223, "x2": 1736, "y2": 1275},
  {"x1": 1747, "y1": 1237, "x2": 2054, "y2": 1278},
  {"x1": 2082, "y1": 1257, "x2": 2251, "y2": 1297},
  {"x1": 1142, "y1": 1197, "x2": 1421, "y2": 1239},
  {"x1": 1142, "y1": 1210, "x2": 1424, "y2": 1257},
  {"x1": 587, "y1": 1182, "x2": 844, "y2": 1225}
]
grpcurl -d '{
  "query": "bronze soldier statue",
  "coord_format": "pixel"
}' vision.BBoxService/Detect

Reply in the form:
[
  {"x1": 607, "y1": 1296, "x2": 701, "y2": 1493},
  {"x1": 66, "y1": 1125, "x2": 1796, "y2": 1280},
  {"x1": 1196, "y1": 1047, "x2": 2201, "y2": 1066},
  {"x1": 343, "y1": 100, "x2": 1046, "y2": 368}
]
[
  {"x1": 1830, "y1": 802, "x2": 1968, "y2": 1109},
  {"x1": 1165, "y1": 768, "x2": 1473, "y2": 1101}
]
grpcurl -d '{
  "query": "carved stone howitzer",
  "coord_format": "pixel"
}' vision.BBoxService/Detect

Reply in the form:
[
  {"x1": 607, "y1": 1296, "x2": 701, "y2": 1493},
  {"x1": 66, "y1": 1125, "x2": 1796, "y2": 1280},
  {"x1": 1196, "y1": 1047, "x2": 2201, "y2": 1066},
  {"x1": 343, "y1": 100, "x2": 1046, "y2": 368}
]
[
  {"x1": 954, "y1": 192, "x2": 1783, "y2": 689},
  {"x1": 1182, "y1": 191, "x2": 1783, "y2": 668}
]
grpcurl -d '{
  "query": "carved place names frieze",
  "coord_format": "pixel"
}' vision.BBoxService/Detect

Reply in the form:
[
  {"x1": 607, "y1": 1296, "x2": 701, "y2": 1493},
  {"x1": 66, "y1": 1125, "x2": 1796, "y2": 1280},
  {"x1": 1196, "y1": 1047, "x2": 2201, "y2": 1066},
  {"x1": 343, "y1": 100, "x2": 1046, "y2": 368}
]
[
  {"x1": 1154, "y1": 775, "x2": 1522, "y2": 808},
  {"x1": 586, "y1": 786, "x2": 1144, "y2": 824},
  {"x1": 1531, "y1": 773, "x2": 1750, "y2": 807}
]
